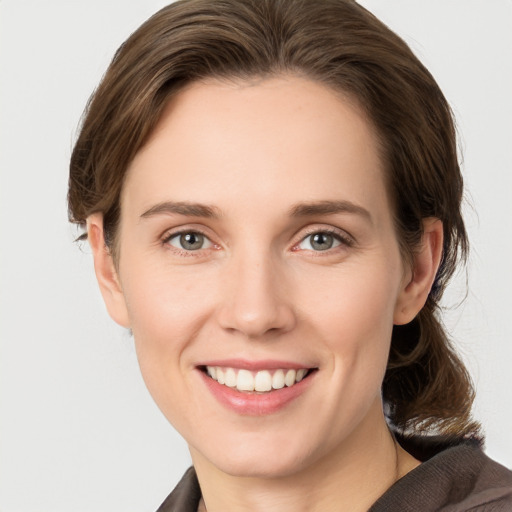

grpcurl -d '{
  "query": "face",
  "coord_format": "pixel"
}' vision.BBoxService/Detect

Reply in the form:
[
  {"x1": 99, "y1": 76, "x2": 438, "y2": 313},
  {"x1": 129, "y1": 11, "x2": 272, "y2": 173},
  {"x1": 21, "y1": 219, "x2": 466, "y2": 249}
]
[{"x1": 108, "y1": 76, "x2": 414, "y2": 478}]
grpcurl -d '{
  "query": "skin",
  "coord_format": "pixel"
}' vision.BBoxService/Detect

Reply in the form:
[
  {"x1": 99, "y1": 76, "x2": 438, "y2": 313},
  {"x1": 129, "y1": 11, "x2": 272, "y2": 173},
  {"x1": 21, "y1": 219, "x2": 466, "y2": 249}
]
[{"x1": 88, "y1": 75, "x2": 443, "y2": 512}]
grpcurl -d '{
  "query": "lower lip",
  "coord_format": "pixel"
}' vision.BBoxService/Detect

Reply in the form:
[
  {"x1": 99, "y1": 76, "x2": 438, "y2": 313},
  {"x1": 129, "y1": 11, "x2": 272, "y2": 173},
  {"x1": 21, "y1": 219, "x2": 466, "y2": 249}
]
[{"x1": 198, "y1": 370, "x2": 315, "y2": 416}]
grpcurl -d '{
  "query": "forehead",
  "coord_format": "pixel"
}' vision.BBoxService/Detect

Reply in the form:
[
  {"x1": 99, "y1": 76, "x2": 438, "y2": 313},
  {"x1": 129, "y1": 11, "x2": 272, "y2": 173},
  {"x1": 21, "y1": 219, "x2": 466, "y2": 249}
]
[{"x1": 122, "y1": 75, "x2": 388, "y2": 221}]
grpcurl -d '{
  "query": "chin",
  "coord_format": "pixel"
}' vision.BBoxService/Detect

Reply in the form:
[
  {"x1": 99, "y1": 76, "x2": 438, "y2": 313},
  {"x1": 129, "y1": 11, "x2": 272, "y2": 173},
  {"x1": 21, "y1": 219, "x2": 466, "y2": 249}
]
[
  {"x1": 215, "y1": 453, "x2": 310, "y2": 479},
  {"x1": 192, "y1": 429, "x2": 323, "y2": 479}
]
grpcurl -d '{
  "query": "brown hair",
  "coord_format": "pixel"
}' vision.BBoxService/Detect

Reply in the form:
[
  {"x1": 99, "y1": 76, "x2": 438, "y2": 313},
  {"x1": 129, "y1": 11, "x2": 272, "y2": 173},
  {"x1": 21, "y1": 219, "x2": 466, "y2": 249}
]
[{"x1": 68, "y1": 0, "x2": 480, "y2": 438}]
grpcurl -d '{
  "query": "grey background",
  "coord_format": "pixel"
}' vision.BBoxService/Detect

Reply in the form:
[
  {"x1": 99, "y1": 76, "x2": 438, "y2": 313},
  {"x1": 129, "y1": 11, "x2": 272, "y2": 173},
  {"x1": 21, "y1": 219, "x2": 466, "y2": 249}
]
[{"x1": 1, "y1": 1, "x2": 511, "y2": 510}]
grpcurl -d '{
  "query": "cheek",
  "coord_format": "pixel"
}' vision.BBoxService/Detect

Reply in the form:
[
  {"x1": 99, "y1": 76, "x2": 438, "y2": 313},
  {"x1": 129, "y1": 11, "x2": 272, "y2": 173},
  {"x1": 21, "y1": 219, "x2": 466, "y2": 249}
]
[
  {"x1": 124, "y1": 257, "x2": 214, "y2": 332},
  {"x1": 303, "y1": 262, "x2": 401, "y2": 389},
  {"x1": 305, "y1": 259, "x2": 401, "y2": 338},
  {"x1": 121, "y1": 263, "x2": 216, "y2": 392}
]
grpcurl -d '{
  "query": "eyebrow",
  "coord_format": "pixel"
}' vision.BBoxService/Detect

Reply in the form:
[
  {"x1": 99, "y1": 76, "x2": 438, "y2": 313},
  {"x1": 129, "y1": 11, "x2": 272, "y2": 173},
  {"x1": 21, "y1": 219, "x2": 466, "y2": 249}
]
[
  {"x1": 139, "y1": 199, "x2": 371, "y2": 223},
  {"x1": 288, "y1": 200, "x2": 372, "y2": 223},
  {"x1": 140, "y1": 201, "x2": 221, "y2": 219}
]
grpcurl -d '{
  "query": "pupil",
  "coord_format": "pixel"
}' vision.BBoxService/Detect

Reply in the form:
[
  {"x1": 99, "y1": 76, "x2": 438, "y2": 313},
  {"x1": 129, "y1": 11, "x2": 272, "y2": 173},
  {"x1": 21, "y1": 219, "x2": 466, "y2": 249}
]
[
  {"x1": 311, "y1": 233, "x2": 333, "y2": 251},
  {"x1": 180, "y1": 232, "x2": 203, "y2": 250}
]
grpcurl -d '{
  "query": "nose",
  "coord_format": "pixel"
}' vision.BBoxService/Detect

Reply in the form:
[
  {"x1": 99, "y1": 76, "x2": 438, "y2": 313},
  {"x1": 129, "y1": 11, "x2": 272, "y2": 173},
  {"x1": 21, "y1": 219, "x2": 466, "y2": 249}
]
[{"x1": 216, "y1": 252, "x2": 296, "y2": 339}]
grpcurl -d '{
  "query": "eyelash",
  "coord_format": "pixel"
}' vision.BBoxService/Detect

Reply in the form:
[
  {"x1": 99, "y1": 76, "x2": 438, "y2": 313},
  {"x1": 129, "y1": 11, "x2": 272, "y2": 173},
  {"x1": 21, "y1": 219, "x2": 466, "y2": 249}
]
[
  {"x1": 160, "y1": 227, "x2": 354, "y2": 256},
  {"x1": 161, "y1": 228, "x2": 216, "y2": 257},
  {"x1": 292, "y1": 227, "x2": 354, "y2": 253}
]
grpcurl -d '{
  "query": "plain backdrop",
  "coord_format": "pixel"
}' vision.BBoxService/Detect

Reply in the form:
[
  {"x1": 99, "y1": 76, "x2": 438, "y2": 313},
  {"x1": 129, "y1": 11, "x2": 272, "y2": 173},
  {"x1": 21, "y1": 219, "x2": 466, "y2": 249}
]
[{"x1": 1, "y1": 1, "x2": 511, "y2": 511}]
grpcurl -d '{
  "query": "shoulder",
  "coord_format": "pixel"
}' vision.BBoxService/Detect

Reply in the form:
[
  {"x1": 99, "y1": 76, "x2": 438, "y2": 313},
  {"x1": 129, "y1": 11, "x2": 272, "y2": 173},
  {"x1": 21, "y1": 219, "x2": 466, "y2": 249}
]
[
  {"x1": 156, "y1": 467, "x2": 201, "y2": 512},
  {"x1": 449, "y1": 449, "x2": 512, "y2": 512},
  {"x1": 370, "y1": 436, "x2": 512, "y2": 512}
]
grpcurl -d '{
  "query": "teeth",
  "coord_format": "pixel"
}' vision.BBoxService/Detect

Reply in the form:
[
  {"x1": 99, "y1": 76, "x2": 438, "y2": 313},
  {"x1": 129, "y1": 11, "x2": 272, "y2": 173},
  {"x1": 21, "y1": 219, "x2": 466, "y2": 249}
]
[
  {"x1": 237, "y1": 369, "x2": 255, "y2": 391},
  {"x1": 254, "y1": 370, "x2": 272, "y2": 392},
  {"x1": 272, "y1": 369, "x2": 285, "y2": 389},
  {"x1": 296, "y1": 369, "x2": 307, "y2": 382},
  {"x1": 284, "y1": 369, "x2": 296, "y2": 387},
  {"x1": 205, "y1": 366, "x2": 310, "y2": 393},
  {"x1": 225, "y1": 368, "x2": 237, "y2": 387}
]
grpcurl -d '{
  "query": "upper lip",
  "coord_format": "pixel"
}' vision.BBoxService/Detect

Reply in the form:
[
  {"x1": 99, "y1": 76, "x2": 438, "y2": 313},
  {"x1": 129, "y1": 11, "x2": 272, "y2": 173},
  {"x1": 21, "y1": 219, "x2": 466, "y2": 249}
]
[{"x1": 196, "y1": 358, "x2": 316, "y2": 371}]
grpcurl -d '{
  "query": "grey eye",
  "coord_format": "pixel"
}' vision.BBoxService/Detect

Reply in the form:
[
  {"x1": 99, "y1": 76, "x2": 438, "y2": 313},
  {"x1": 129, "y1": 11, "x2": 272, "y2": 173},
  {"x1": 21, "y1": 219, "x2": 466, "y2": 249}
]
[
  {"x1": 168, "y1": 232, "x2": 212, "y2": 251},
  {"x1": 298, "y1": 232, "x2": 341, "y2": 251},
  {"x1": 310, "y1": 233, "x2": 334, "y2": 251}
]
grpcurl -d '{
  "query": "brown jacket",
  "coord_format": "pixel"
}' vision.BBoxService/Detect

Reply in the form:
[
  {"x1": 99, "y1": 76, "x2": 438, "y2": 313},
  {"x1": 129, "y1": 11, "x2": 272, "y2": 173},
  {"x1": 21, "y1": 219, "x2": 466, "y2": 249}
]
[{"x1": 157, "y1": 437, "x2": 512, "y2": 511}]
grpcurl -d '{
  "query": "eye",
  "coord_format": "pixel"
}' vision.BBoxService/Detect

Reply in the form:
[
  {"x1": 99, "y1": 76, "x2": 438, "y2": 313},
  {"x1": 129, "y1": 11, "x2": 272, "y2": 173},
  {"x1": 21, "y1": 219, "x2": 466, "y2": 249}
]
[
  {"x1": 166, "y1": 231, "x2": 213, "y2": 251},
  {"x1": 297, "y1": 231, "x2": 347, "y2": 251}
]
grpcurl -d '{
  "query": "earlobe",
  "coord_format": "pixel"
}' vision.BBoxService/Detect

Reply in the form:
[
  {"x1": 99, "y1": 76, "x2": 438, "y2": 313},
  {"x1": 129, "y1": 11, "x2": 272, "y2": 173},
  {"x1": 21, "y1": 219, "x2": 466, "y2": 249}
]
[
  {"x1": 86, "y1": 214, "x2": 130, "y2": 328},
  {"x1": 393, "y1": 218, "x2": 444, "y2": 325}
]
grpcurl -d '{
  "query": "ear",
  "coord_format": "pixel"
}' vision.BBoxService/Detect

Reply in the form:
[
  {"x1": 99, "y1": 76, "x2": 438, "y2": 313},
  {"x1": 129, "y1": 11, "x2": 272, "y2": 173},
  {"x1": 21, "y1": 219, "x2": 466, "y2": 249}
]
[
  {"x1": 86, "y1": 213, "x2": 130, "y2": 328},
  {"x1": 393, "y1": 218, "x2": 444, "y2": 325}
]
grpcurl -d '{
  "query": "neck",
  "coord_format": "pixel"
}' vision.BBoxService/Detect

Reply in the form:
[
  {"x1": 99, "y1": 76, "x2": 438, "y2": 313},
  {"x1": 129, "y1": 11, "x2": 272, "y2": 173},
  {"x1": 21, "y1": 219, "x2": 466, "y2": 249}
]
[{"x1": 191, "y1": 400, "x2": 420, "y2": 512}]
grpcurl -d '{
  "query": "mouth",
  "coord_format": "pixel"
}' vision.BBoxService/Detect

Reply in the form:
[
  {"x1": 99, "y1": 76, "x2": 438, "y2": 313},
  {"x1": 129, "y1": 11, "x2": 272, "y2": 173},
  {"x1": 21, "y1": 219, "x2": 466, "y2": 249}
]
[
  {"x1": 200, "y1": 365, "x2": 315, "y2": 393},
  {"x1": 196, "y1": 359, "x2": 318, "y2": 415}
]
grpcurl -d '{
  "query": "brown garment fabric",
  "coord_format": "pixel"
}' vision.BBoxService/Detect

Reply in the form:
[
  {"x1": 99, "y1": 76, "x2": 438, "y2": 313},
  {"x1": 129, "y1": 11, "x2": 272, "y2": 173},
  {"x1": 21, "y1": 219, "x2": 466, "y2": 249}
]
[{"x1": 156, "y1": 438, "x2": 512, "y2": 511}]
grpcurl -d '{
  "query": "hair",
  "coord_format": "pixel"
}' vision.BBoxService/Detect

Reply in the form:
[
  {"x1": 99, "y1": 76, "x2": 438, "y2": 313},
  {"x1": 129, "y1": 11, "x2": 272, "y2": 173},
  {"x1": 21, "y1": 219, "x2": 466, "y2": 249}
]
[{"x1": 68, "y1": 0, "x2": 481, "y2": 439}]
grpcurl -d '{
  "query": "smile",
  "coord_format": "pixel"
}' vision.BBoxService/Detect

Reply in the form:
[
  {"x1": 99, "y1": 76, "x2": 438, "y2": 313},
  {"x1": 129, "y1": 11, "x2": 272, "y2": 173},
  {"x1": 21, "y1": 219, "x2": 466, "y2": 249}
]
[
  {"x1": 205, "y1": 366, "x2": 310, "y2": 393},
  {"x1": 198, "y1": 360, "x2": 317, "y2": 415}
]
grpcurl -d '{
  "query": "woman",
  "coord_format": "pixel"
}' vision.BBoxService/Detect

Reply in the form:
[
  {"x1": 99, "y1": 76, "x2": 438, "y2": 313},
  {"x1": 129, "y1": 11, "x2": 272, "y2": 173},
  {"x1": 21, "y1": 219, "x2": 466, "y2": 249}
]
[{"x1": 68, "y1": 0, "x2": 512, "y2": 510}]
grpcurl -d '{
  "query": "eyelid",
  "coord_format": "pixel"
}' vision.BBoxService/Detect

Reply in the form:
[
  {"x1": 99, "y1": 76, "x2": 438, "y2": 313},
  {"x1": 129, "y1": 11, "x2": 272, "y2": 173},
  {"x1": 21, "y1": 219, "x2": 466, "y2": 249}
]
[
  {"x1": 160, "y1": 225, "x2": 220, "y2": 254},
  {"x1": 161, "y1": 227, "x2": 209, "y2": 242},
  {"x1": 158, "y1": 223, "x2": 354, "y2": 255},
  {"x1": 291, "y1": 225, "x2": 355, "y2": 251},
  {"x1": 168, "y1": 231, "x2": 213, "y2": 250}
]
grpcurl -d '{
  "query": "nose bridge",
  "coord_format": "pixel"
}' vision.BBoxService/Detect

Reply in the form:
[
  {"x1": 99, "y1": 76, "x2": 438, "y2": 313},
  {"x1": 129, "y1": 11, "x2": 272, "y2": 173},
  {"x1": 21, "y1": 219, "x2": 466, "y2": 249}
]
[{"x1": 217, "y1": 244, "x2": 295, "y2": 338}]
